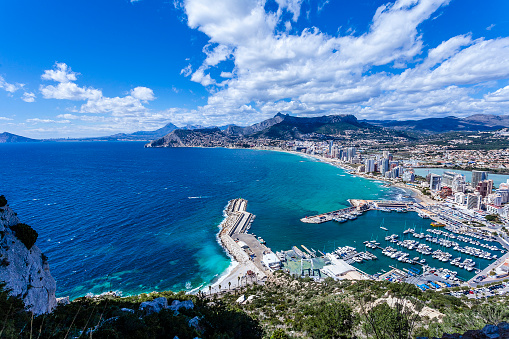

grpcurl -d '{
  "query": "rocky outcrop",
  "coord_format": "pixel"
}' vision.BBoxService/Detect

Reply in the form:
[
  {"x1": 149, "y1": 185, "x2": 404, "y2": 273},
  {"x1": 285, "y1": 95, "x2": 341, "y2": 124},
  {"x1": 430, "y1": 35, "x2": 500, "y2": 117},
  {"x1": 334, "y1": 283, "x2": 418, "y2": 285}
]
[
  {"x1": 139, "y1": 297, "x2": 194, "y2": 315},
  {"x1": 0, "y1": 197, "x2": 57, "y2": 314},
  {"x1": 417, "y1": 322, "x2": 509, "y2": 339}
]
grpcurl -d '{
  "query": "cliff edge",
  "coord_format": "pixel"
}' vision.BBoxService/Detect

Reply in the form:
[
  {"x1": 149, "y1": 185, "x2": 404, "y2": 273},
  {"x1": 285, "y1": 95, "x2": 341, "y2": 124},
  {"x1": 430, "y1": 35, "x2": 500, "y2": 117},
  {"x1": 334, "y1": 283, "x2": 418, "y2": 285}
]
[{"x1": 0, "y1": 195, "x2": 56, "y2": 314}]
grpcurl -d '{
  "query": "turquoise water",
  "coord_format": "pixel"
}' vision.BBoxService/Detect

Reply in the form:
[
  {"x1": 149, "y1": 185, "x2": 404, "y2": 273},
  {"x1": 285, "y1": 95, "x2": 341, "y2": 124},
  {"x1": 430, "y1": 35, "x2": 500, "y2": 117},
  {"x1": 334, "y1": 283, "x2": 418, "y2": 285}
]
[
  {"x1": 0, "y1": 143, "x2": 495, "y2": 298},
  {"x1": 413, "y1": 168, "x2": 509, "y2": 187}
]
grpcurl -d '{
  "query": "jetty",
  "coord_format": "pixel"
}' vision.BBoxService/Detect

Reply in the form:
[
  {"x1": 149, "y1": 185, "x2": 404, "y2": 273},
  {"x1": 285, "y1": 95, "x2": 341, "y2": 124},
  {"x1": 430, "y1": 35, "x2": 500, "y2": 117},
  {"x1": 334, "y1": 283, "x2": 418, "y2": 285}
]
[
  {"x1": 216, "y1": 198, "x2": 285, "y2": 290},
  {"x1": 300, "y1": 199, "x2": 414, "y2": 224}
]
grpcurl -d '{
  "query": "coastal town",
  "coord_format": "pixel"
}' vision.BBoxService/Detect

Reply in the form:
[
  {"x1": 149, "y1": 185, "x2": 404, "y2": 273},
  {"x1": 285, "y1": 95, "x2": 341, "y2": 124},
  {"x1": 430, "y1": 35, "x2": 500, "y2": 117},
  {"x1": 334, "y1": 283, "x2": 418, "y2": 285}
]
[{"x1": 214, "y1": 140, "x2": 509, "y2": 301}]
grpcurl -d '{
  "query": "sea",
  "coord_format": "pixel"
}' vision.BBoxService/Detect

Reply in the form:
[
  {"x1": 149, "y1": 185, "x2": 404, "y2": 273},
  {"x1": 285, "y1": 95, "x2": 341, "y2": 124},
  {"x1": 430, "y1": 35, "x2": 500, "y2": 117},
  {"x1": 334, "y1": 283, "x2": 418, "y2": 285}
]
[{"x1": 0, "y1": 142, "x2": 497, "y2": 298}]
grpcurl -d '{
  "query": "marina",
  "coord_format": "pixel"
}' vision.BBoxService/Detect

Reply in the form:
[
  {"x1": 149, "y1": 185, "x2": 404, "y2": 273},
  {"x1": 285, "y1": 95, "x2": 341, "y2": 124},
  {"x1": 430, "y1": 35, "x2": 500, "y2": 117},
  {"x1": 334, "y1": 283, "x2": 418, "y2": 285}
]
[{"x1": 262, "y1": 201, "x2": 507, "y2": 283}]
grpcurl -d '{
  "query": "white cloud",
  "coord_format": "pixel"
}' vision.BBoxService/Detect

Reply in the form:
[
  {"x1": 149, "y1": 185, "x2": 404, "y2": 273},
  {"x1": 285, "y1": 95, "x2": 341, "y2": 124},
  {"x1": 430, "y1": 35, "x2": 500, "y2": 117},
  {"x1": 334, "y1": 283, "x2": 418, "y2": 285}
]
[
  {"x1": 26, "y1": 118, "x2": 70, "y2": 124},
  {"x1": 180, "y1": 64, "x2": 193, "y2": 76},
  {"x1": 40, "y1": 82, "x2": 102, "y2": 100},
  {"x1": 0, "y1": 117, "x2": 13, "y2": 121},
  {"x1": 487, "y1": 24, "x2": 495, "y2": 31},
  {"x1": 275, "y1": 0, "x2": 304, "y2": 22},
  {"x1": 0, "y1": 75, "x2": 23, "y2": 93},
  {"x1": 164, "y1": 0, "x2": 509, "y2": 126},
  {"x1": 80, "y1": 95, "x2": 149, "y2": 115},
  {"x1": 220, "y1": 72, "x2": 233, "y2": 78},
  {"x1": 22, "y1": 92, "x2": 36, "y2": 103},
  {"x1": 484, "y1": 86, "x2": 509, "y2": 103},
  {"x1": 41, "y1": 62, "x2": 78, "y2": 83},
  {"x1": 40, "y1": 63, "x2": 156, "y2": 118},
  {"x1": 130, "y1": 86, "x2": 155, "y2": 101}
]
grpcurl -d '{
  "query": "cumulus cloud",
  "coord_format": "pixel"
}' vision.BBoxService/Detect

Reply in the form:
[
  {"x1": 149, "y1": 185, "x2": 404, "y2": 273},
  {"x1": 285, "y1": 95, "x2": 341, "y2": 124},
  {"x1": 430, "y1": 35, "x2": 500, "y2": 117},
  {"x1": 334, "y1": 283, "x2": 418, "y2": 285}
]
[
  {"x1": 22, "y1": 92, "x2": 36, "y2": 103},
  {"x1": 130, "y1": 86, "x2": 155, "y2": 101},
  {"x1": 40, "y1": 82, "x2": 102, "y2": 100},
  {"x1": 41, "y1": 63, "x2": 78, "y2": 83},
  {"x1": 40, "y1": 63, "x2": 156, "y2": 118},
  {"x1": 165, "y1": 0, "x2": 509, "y2": 125},
  {"x1": 0, "y1": 116, "x2": 13, "y2": 121}
]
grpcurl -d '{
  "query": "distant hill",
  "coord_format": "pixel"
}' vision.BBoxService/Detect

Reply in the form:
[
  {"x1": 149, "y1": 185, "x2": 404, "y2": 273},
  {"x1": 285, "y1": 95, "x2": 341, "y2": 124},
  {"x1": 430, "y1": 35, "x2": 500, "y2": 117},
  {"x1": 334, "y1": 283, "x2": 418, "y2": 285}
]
[
  {"x1": 366, "y1": 114, "x2": 509, "y2": 134},
  {"x1": 146, "y1": 127, "x2": 232, "y2": 148},
  {"x1": 0, "y1": 132, "x2": 39, "y2": 143},
  {"x1": 83, "y1": 122, "x2": 179, "y2": 141}
]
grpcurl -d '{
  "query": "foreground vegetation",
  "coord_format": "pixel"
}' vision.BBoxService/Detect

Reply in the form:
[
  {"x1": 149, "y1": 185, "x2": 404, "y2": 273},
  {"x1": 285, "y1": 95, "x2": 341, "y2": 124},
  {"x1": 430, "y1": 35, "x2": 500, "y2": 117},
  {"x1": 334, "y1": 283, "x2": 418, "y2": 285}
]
[{"x1": 2, "y1": 272, "x2": 509, "y2": 338}]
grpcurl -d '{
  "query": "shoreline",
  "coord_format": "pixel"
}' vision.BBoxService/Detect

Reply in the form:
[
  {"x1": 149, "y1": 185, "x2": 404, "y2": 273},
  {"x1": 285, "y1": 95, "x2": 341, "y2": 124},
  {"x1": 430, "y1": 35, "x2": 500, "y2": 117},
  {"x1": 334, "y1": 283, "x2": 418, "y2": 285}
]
[{"x1": 205, "y1": 147, "x2": 433, "y2": 292}]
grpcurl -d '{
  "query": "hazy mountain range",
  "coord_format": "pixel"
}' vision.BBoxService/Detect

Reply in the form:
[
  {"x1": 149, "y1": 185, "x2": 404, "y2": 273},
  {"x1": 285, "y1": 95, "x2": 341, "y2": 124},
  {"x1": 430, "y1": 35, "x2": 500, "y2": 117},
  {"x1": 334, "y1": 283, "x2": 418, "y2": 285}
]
[
  {"x1": 2, "y1": 114, "x2": 509, "y2": 143},
  {"x1": 365, "y1": 114, "x2": 509, "y2": 134}
]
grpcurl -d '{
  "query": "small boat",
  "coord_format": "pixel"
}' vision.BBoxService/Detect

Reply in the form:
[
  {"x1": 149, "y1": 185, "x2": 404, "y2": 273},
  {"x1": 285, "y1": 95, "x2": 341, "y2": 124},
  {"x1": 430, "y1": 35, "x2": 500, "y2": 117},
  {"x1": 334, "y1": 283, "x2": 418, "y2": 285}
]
[{"x1": 380, "y1": 227, "x2": 388, "y2": 231}]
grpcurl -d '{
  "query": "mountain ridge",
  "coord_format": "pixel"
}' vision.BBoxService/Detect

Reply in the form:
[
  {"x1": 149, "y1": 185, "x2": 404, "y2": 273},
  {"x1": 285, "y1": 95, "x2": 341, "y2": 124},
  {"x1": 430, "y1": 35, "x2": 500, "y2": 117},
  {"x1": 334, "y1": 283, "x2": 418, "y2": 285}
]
[{"x1": 365, "y1": 114, "x2": 509, "y2": 133}]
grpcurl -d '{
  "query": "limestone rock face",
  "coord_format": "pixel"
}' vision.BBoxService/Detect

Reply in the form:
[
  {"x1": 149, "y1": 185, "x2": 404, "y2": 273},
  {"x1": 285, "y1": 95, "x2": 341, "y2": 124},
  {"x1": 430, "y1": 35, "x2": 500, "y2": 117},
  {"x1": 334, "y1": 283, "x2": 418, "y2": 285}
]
[{"x1": 0, "y1": 203, "x2": 57, "y2": 314}]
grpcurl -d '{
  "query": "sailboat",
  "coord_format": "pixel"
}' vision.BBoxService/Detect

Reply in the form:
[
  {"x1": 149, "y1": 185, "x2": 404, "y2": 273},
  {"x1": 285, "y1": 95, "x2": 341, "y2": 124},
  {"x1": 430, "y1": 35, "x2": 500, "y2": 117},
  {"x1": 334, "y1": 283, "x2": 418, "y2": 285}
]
[{"x1": 380, "y1": 218, "x2": 388, "y2": 231}]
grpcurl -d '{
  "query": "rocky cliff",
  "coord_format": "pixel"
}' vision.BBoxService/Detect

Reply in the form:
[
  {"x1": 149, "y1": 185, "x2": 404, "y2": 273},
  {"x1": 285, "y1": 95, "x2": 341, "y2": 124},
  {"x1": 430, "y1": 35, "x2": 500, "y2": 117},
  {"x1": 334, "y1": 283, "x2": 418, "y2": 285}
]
[{"x1": 0, "y1": 196, "x2": 56, "y2": 314}]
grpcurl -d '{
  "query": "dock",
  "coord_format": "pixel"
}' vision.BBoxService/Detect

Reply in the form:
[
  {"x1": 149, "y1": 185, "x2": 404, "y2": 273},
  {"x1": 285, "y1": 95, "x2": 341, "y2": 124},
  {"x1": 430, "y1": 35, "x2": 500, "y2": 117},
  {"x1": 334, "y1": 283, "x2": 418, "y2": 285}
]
[
  {"x1": 300, "y1": 199, "x2": 414, "y2": 224},
  {"x1": 300, "y1": 206, "x2": 357, "y2": 224}
]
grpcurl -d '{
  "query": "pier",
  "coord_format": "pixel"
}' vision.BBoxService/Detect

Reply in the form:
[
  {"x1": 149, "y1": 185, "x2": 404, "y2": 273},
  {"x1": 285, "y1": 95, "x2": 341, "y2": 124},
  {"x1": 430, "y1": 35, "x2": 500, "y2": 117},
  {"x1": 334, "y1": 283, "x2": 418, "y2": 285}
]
[
  {"x1": 218, "y1": 198, "x2": 285, "y2": 288},
  {"x1": 300, "y1": 199, "x2": 414, "y2": 224}
]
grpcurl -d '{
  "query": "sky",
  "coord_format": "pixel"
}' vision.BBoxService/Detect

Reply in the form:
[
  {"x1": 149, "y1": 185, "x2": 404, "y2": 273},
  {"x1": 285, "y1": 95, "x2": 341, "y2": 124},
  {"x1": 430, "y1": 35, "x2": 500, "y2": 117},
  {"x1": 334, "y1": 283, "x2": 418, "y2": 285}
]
[{"x1": 1, "y1": 0, "x2": 509, "y2": 138}]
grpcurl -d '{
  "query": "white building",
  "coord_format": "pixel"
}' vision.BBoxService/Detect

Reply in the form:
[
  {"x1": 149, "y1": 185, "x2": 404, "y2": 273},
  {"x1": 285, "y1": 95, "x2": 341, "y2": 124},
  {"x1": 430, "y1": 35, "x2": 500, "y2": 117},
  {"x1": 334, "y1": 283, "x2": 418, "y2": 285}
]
[
  {"x1": 455, "y1": 192, "x2": 466, "y2": 205},
  {"x1": 451, "y1": 175, "x2": 466, "y2": 193},
  {"x1": 487, "y1": 193, "x2": 503, "y2": 207},
  {"x1": 466, "y1": 193, "x2": 481, "y2": 210},
  {"x1": 402, "y1": 171, "x2": 415, "y2": 182},
  {"x1": 364, "y1": 158, "x2": 376, "y2": 173},
  {"x1": 262, "y1": 252, "x2": 281, "y2": 271},
  {"x1": 429, "y1": 174, "x2": 442, "y2": 191}
]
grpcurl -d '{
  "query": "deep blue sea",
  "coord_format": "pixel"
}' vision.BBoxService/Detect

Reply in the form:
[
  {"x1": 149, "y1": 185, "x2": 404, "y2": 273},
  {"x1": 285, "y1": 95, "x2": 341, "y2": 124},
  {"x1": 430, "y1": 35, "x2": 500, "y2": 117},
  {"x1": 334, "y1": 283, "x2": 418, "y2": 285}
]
[{"x1": 0, "y1": 142, "x2": 486, "y2": 298}]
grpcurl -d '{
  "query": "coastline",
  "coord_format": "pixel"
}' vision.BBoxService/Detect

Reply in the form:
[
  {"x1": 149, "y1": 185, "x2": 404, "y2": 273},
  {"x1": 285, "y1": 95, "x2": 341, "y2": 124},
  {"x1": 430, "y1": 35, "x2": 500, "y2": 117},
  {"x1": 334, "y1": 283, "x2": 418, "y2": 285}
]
[
  {"x1": 258, "y1": 147, "x2": 435, "y2": 206},
  {"x1": 205, "y1": 147, "x2": 434, "y2": 293}
]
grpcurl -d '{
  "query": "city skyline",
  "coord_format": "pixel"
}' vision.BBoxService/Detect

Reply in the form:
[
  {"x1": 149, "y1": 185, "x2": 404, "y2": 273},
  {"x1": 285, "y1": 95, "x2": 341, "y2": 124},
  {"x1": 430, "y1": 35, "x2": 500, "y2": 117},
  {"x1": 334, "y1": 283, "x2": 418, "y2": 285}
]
[{"x1": 1, "y1": 0, "x2": 509, "y2": 138}]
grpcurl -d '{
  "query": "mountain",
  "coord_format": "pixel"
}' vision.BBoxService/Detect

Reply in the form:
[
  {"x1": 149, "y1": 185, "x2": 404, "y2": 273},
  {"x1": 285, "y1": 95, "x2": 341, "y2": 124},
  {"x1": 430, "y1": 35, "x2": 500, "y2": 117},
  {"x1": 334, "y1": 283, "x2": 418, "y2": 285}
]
[
  {"x1": 145, "y1": 127, "x2": 233, "y2": 148},
  {"x1": 252, "y1": 114, "x2": 370, "y2": 139},
  {"x1": 146, "y1": 113, "x2": 391, "y2": 147},
  {"x1": 226, "y1": 113, "x2": 287, "y2": 136},
  {"x1": 0, "y1": 132, "x2": 39, "y2": 143},
  {"x1": 78, "y1": 122, "x2": 179, "y2": 141},
  {"x1": 367, "y1": 114, "x2": 509, "y2": 134}
]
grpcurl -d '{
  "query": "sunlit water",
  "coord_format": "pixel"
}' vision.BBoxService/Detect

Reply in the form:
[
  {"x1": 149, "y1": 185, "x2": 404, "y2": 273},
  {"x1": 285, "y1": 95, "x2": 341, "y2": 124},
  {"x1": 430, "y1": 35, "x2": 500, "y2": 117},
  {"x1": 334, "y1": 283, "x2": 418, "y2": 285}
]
[{"x1": 0, "y1": 143, "x2": 493, "y2": 298}]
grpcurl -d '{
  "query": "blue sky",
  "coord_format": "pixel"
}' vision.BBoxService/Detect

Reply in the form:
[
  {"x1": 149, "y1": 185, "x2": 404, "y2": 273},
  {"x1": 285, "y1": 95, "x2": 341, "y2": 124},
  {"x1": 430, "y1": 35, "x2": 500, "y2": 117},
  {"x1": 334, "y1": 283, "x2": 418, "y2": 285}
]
[{"x1": 1, "y1": 0, "x2": 509, "y2": 138}]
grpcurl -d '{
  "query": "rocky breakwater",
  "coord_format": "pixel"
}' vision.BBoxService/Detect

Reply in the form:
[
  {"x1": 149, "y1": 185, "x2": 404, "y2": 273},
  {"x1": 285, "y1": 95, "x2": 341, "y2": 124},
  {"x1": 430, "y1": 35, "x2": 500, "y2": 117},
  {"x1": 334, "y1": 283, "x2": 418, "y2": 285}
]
[
  {"x1": 217, "y1": 199, "x2": 267, "y2": 282},
  {"x1": 0, "y1": 195, "x2": 56, "y2": 314}
]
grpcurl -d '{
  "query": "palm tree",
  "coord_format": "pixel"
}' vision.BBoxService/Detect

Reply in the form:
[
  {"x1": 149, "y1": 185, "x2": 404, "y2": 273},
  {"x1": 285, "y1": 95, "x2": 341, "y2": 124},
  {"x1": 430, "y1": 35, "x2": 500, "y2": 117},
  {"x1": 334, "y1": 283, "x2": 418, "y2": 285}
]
[
  {"x1": 237, "y1": 276, "x2": 241, "y2": 289},
  {"x1": 218, "y1": 284, "x2": 222, "y2": 294},
  {"x1": 208, "y1": 285, "x2": 211, "y2": 296},
  {"x1": 228, "y1": 281, "x2": 231, "y2": 291}
]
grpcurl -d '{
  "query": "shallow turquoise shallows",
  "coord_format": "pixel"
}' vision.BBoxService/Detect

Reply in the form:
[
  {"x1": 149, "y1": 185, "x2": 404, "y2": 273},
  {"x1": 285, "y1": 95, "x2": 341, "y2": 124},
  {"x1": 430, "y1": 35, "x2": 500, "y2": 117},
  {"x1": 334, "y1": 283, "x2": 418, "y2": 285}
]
[{"x1": 0, "y1": 143, "x2": 483, "y2": 298}]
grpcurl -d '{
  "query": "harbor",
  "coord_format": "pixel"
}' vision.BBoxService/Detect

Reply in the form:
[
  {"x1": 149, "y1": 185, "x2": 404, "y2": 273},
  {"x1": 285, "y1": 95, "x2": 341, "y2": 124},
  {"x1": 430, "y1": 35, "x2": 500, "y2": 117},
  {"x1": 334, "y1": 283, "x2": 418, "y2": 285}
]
[{"x1": 215, "y1": 195, "x2": 509, "y2": 294}]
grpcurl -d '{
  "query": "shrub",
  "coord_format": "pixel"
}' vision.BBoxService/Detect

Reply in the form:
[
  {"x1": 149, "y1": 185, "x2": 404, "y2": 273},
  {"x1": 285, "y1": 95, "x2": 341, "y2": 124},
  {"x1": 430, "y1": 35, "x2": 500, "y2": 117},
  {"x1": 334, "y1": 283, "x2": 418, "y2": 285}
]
[
  {"x1": 0, "y1": 195, "x2": 7, "y2": 207},
  {"x1": 10, "y1": 223, "x2": 38, "y2": 250}
]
